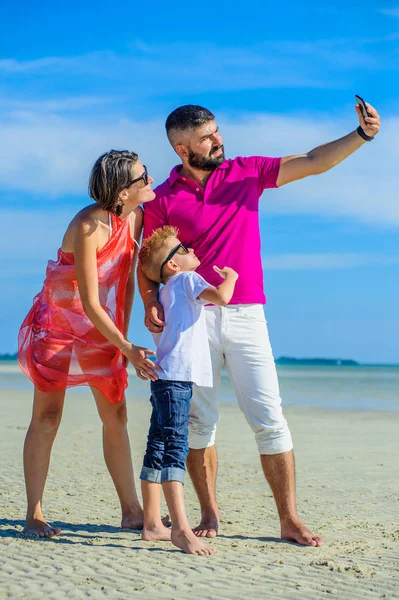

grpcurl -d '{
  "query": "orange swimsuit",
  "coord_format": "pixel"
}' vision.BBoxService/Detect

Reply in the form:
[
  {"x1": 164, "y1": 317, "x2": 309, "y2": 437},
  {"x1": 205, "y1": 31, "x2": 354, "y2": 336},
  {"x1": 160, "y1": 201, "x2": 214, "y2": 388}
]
[{"x1": 18, "y1": 213, "x2": 135, "y2": 403}]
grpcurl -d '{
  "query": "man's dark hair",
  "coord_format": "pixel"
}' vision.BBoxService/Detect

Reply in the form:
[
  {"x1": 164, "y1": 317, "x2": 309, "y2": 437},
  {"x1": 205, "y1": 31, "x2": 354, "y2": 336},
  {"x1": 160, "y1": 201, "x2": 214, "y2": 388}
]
[
  {"x1": 89, "y1": 150, "x2": 138, "y2": 217},
  {"x1": 165, "y1": 105, "x2": 214, "y2": 146}
]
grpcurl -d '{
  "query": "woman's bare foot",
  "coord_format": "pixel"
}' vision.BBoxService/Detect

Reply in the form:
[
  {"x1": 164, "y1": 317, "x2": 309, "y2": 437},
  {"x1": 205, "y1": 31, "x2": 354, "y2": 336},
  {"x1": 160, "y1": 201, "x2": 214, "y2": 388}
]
[
  {"x1": 23, "y1": 517, "x2": 61, "y2": 538},
  {"x1": 281, "y1": 519, "x2": 324, "y2": 547},
  {"x1": 171, "y1": 528, "x2": 216, "y2": 555},
  {"x1": 142, "y1": 524, "x2": 171, "y2": 541}
]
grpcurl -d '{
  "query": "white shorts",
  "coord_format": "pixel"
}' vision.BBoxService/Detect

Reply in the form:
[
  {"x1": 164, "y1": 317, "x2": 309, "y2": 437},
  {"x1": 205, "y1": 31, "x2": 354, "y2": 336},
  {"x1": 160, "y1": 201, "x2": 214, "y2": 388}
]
[{"x1": 188, "y1": 304, "x2": 293, "y2": 455}]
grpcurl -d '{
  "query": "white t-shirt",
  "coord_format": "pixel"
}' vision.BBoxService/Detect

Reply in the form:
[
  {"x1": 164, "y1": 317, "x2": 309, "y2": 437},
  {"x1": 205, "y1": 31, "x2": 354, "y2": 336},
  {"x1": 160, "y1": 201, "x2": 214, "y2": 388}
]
[{"x1": 152, "y1": 271, "x2": 213, "y2": 387}]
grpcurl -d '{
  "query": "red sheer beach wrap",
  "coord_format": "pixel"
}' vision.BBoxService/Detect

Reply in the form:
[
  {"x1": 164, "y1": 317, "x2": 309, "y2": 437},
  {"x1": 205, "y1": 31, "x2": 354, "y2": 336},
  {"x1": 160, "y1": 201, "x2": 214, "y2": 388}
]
[{"x1": 18, "y1": 214, "x2": 134, "y2": 403}]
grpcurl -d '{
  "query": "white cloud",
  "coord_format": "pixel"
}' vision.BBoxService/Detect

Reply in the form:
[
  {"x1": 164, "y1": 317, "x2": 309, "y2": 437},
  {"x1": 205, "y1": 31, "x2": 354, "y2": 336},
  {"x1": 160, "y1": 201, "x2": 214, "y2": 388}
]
[
  {"x1": 262, "y1": 253, "x2": 399, "y2": 270},
  {"x1": 380, "y1": 8, "x2": 399, "y2": 17},
  {"x1": 0, "y1": 96, "x2": 117, "y2": 113},
  {"x1": 224, "y1": 112, "x2": 399, "y2": 226},
  {"x1": 0, "y1": 49, "x2": 328, "y2": 90},
  {"x1": 1, "y1": 34, "x2": 397, "y2": 95},
  {"x1": 3, "y1": 108, "x2": 396, "y2": 226}
]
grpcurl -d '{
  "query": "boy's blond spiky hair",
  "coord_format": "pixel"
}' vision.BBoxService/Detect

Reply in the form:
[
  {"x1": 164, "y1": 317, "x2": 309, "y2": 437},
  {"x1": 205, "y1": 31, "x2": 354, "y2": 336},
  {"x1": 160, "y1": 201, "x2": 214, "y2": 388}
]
[{"x1": 139, "y1": 226, "x2": 179, "y2": 283}]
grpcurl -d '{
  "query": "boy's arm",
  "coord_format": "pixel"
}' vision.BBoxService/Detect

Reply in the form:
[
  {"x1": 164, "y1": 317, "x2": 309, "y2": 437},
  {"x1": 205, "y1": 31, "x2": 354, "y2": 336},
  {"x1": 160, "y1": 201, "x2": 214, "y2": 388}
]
[{"x1": 198, "y1": 266, "x2": 238, "y2": 306}]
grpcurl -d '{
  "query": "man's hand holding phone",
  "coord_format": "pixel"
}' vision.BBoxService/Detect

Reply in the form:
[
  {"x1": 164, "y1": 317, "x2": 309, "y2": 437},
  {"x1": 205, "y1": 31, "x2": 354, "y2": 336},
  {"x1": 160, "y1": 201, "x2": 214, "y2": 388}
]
[{"x1": 355, "y1": 95, "x2": 380, "y2": 140}]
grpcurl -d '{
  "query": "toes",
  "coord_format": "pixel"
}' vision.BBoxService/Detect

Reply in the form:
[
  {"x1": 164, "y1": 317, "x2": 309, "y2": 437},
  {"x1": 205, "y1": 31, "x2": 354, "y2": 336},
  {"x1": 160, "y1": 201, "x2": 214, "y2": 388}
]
[
  {"x1": 44, "y1": 528, "x2": 56, "y2": 538},
  {"x1": 193, "y1": 528, "x2": 203, "y2": 537},
  {"x1": 206, "y1": 529, "x2": 217, "y2": 538},
  {"x1": 193, "y1": 528, "x2": 217, "y2": 538},
  {"x1": 23, "y1": 524, "x2": 61, "y2": 538}
]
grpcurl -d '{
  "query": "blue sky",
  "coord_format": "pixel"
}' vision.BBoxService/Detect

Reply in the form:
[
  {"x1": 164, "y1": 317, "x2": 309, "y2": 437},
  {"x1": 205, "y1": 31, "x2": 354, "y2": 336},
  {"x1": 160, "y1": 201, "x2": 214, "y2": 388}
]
[{"x1": 1, "y1": 0, "x2": 398, "y2": 362}]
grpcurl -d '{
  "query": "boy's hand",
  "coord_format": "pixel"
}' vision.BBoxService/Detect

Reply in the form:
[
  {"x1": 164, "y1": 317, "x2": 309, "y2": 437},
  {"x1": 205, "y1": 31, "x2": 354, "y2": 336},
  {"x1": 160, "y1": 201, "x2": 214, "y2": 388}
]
[
  {"x1": 144, "y1": 300, "x2": 166, "y2": 333},
  {"x1": 213, "y1": 266, "x2": 239, "y2": 281}
]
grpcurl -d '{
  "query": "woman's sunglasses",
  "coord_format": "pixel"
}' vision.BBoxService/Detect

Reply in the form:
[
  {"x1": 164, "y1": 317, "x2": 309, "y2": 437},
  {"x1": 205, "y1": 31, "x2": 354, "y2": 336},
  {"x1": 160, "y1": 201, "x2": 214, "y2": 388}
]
[
  {"x1": 129, "y1": 165, "x2": 149, "y2": 187},
  {"x1": 160, "y1": 243, "x2": 189, "y2": 280}
]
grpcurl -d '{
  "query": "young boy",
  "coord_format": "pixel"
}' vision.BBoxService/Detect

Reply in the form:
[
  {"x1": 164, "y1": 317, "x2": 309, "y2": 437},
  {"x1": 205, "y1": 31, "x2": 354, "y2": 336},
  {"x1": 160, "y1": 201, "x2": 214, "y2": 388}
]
[{"x1": 138, "y1": 226, "x2": 238, "y2": 555}]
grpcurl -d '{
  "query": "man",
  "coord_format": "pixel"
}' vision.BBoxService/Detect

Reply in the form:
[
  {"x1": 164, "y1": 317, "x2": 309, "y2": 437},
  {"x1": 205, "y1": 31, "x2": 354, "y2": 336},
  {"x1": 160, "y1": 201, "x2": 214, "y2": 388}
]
[{"x1": 138, "y1": 103, "x2": 380, "y2": 547}]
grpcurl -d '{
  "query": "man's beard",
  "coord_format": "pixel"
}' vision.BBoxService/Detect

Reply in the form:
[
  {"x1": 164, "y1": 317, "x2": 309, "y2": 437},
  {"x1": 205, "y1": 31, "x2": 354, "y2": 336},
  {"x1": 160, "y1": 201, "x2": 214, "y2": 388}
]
[{"x1": 188, "y1": 145, "x2": 225, "y2": 171}]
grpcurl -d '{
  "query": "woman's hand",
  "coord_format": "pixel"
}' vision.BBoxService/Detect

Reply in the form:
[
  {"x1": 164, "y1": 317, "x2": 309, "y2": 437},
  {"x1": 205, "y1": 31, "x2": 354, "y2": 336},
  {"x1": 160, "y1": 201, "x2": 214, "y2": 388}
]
[{"x1": 123, "y1": 344, "x2": 160, "y2": 381}]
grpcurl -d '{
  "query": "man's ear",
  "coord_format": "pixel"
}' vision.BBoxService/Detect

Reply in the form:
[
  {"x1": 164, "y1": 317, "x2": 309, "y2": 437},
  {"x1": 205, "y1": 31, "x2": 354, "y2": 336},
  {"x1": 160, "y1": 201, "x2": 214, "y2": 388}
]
[{"x1": 175, "y1": 143, "x2": 189, "y2": 160}]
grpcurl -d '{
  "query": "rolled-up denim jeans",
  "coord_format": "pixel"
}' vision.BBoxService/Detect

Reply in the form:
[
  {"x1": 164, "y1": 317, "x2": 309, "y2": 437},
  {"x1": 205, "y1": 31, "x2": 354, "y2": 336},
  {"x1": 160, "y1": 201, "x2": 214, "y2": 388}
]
[{"x1": 140, "y1": 380, "x2": 192, "y2": 484}]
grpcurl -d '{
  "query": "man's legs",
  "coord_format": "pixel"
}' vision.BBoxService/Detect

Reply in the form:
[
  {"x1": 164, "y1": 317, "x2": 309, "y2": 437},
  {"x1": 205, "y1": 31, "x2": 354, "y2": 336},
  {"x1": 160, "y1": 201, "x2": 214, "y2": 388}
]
[
  {"x1": 187, "y1": 306, "x2": 223, "y2": 538},
  {"x1": 23, "y1": 387, "x2": 65, "y2": 537},
  {"x1": 186, "y1": 445, "x2": 219, "y2": 537},
  {"x1": 224, "y1": 305, "x2": 323, "y2": 546},
  {"x1": 260, "y1": 450, "x2": 323, "y2": 546}
]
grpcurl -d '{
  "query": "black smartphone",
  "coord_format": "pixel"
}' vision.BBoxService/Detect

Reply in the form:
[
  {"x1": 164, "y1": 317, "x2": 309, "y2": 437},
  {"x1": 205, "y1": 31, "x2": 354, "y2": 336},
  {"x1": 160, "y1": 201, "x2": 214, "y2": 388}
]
[{"x1": 355, "y1": 94, "x2": 372, "y2": 119}]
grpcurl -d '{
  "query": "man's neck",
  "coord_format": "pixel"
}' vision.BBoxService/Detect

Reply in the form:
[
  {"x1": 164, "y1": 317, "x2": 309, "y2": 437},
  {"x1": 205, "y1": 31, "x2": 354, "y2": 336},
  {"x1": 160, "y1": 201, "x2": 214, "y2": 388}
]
[{"x1": 179, "y1": 164, "x2": 214, "y2": 188}]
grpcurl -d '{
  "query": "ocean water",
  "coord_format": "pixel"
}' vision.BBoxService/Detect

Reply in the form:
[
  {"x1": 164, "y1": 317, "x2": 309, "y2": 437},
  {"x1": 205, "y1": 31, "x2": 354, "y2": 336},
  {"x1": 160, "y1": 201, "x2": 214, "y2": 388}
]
[{"x1": 2, "y1": 361, "x2": 398, "y2": 412}]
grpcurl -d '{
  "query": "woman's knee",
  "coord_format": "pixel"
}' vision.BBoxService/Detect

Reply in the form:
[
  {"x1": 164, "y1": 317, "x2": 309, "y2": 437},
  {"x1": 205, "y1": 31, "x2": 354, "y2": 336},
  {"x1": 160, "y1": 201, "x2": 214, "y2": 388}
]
[
  {"x1": 102, "y1": 401, "x2": 128, "y2": 428},
  {"x1": 32, "y1": 407, "x2": 63, "y2": 432}
]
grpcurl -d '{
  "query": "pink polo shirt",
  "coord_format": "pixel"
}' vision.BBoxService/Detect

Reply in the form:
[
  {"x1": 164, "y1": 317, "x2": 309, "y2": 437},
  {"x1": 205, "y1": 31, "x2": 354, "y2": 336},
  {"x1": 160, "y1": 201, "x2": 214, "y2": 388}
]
[{"x1": 143, "y1": 156, "x2": 281, "y2": 305}]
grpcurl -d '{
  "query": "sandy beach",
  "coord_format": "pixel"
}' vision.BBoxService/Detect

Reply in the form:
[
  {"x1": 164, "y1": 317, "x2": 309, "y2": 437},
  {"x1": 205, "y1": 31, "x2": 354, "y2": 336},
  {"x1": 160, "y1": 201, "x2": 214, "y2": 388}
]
[{"x1": 1, "y1": 385, "x2": 398, "y2": 600}]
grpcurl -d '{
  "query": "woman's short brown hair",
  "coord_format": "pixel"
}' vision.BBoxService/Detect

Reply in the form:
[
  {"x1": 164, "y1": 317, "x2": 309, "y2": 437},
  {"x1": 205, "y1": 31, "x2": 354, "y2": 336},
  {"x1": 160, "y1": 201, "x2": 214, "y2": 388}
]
[{"x1": 89, "y1": 150, "x2": 138, "y2": 216}]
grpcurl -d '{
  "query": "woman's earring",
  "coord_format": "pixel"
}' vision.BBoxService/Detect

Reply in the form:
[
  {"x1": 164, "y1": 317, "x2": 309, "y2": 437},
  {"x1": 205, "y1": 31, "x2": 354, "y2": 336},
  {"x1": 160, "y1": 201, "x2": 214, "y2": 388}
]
[{"x1": 115, "y1": 200, "x2": 124, "y2": 217}]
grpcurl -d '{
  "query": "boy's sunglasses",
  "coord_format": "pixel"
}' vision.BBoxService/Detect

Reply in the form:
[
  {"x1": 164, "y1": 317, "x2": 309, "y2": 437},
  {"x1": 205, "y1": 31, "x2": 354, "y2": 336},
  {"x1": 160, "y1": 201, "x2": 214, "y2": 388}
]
[
  {"x1": 129, "y1": 165, "x2": 149, "y2": 187},
  {"x1": 160, "y1": 243, "x2": 189, "y2": 280}
]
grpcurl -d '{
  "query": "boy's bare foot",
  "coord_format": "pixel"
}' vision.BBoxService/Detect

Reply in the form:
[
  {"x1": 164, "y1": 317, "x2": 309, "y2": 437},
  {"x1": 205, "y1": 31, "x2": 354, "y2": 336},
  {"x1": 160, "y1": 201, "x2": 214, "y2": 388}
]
[
  {"x1": 281, "y1": 519, "x2": 324, "y2": 547},
  {"x1": 142, "y1": 524, "x2": 171, "y2": 541},
  {"x1": 23, "y1": 517, "x2": 61, "y2": 538},
  {"x1": 192, "y1": 512, "x2": 219, "y2": 538},
  {"x1": 172, "y1": 528, "x2": 216, "y2": 555}
]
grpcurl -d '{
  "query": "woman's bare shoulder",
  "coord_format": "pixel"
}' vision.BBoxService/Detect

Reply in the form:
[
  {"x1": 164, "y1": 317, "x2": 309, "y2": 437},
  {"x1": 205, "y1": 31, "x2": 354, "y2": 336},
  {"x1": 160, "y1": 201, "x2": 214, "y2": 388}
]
[
  {"x1": 62, "y1": 204, "x2": 107, "y2": 251},
  {"x1": 75, "y1": 204, "x2": 107, "y2": 228}
]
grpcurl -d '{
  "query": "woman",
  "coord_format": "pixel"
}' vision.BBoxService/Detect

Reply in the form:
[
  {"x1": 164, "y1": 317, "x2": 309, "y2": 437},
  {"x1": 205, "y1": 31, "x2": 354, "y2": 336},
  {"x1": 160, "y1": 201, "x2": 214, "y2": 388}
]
[{"x1": 18, "y1": 150, "x2": 159, "y2": 537}]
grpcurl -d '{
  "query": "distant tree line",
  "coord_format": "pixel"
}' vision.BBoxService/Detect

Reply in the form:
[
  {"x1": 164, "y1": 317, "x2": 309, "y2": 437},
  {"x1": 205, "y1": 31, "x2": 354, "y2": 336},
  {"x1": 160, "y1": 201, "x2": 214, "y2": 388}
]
[
  {"x1": 0, "y1": 353, "x2": 361, "y2": 366},
  {"x1": 275, "y1": 356, "x2": 359, "y2": 366},
  {"x1": 0, "y1": 352, "x2": 18, "y2": 361}
]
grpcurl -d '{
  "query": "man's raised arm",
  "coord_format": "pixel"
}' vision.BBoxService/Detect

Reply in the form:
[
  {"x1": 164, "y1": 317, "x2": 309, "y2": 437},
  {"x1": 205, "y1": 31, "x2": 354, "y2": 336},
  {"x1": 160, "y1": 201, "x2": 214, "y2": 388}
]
[{"x1": 276, "y1": 102, "x2": 380, "y2": 187}]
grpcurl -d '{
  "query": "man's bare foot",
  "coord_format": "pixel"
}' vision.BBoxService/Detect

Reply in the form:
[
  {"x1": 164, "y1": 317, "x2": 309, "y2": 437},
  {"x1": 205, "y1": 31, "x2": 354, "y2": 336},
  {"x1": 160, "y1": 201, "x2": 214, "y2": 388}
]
[
  {"x1": 193, "y1": 512, "x2": 219, "y2": 538},
  {"x1": 23, "y1": 517, "x2": 61, "y2": 538},
  {"x1": 122, "y1": 512, "x2": 171, "y2": 530},
  {"x1": 121, "y1": 511, "x2": 145, "y2": 530},
  {"x1": 281, "y1": 519, "x2": 324, "y2": 547},
  {"x1": 171, "y1": 528, "x2": 216, "y2": 555},
  {"x1": 142, "y1": 524, "x2": 171, "y2": 541}
]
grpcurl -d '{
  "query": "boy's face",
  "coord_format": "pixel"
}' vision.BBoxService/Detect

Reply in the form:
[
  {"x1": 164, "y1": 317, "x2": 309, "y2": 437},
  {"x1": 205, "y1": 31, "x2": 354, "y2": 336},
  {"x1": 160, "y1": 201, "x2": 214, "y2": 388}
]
[{"x1": 161, "y1": 237, "x2": 200, "y2": 279}]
